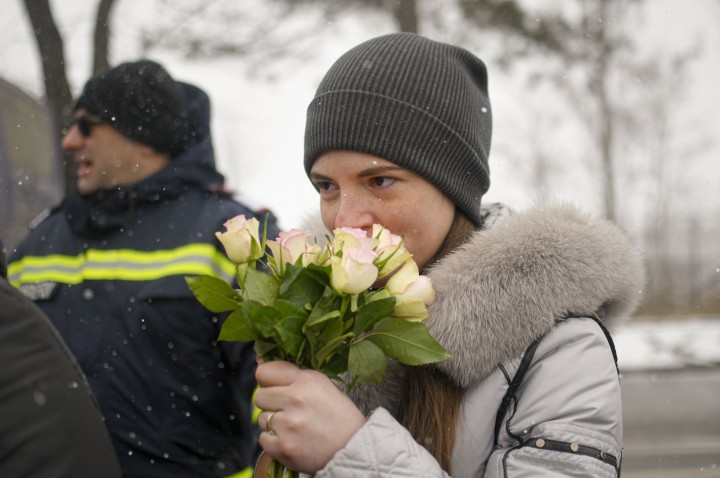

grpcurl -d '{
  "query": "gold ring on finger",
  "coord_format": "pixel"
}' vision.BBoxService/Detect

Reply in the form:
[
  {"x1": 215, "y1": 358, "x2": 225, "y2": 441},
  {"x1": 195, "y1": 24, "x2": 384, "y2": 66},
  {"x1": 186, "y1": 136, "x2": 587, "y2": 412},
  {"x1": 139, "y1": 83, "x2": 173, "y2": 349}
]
[{"x1": 266, "y1": 411, "x2": 277, "y2": 435}]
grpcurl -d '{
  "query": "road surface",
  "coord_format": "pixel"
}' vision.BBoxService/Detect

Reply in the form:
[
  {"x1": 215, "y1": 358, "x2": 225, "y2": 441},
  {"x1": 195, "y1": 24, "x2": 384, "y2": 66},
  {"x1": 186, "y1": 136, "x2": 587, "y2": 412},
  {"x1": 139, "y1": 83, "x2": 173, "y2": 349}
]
[{"x1": 621, "y1": 368, "x2": 720, "y2": 477}]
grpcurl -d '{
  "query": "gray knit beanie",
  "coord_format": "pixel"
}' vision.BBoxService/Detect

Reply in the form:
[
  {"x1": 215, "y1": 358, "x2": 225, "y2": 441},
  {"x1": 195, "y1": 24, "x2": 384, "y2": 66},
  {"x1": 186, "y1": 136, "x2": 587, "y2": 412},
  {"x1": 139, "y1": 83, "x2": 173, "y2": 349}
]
[
  {"x1": 304, "y1": 33, "x2": 492, "y2": 226},
  {"x1": 75, "y1": 60, "x2": 190, "y2": 158}
]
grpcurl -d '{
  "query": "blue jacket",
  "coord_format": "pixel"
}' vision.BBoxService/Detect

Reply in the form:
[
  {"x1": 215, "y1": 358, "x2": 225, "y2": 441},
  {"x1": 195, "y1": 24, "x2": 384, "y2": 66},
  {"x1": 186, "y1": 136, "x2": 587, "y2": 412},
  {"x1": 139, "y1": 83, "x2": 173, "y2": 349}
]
[{"x1": 8, "y1": 83, "x2": 279, "y2": 477}]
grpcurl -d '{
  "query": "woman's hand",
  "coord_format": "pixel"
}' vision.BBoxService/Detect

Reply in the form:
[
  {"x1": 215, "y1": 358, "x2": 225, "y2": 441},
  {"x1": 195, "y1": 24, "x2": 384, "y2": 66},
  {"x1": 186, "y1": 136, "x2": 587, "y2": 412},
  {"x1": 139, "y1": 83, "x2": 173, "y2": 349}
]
[{"x1": 254, "y1": 361, "x2": 366, "y2": 474}]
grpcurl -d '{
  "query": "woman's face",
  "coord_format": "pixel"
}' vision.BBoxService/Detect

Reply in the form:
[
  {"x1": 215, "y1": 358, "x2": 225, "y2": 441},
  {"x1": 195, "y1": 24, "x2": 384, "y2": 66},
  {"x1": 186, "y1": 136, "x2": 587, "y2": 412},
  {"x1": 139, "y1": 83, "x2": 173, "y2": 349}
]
[{"x1": 310, "y1": 151, "x2": 455, "y2": 269}]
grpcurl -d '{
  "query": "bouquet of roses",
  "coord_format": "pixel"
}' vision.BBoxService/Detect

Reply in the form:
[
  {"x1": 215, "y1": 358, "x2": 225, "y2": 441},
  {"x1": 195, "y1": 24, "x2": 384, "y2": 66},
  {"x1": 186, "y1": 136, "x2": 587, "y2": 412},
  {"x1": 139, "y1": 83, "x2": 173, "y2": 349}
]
[{"x1": 186, "y1": 215, "x2": 449, "y2": 476}]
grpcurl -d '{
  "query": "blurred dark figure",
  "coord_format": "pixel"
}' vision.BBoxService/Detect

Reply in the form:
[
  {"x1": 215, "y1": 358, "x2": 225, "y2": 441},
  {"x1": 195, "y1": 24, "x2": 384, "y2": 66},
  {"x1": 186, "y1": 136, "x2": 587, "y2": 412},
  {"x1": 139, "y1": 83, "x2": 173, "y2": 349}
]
[
  {"x1": 0, "y1": 238, "x2": 122, "y2": 477},
  {"x1": 7, "y1": 60, "x2": 279, "y2": 477}
]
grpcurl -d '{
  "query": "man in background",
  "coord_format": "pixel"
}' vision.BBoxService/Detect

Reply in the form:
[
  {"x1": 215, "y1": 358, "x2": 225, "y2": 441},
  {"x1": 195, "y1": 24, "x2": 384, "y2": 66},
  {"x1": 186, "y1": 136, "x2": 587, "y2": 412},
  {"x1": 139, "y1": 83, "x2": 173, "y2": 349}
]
[{"x1": 8, "y1": 60, "x2": 279, "y2": 477}]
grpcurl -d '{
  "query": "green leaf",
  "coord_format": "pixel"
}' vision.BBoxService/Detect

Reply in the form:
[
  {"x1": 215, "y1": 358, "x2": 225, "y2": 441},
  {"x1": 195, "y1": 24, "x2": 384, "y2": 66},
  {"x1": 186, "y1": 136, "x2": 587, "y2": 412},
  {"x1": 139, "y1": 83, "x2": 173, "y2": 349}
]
[
  {"x1": 275, "y1": 299, "x2": 307, "y2": 318},
  {"x1": 273, "y1": 300, "x2": 308, "y2": 359},
  {"x1": 186, "y1": 275, "x2": 241, "y2": 312},
  {"x1": 254, "y1": 340, "x2": 276, "y2": 358},
  {"x1": 304, "y1": 263, "x2": 332, "y2": 285},
  {"x1": 348, "y1": 340, "x2": 387, "y2": 385},
  {"x1": 279, "y1": 264, "x2": 326, "y2": 307},
  {"x1": 303, "y1": 294, "x2": 342, "y2": 331},
  {"x1": 353, "y1": 297, "x2": 396, "y2": 335},
  {"x1": 242, "y1": 300, "x2": 280, "y2": 338},
  {"x1": 367, "y1": 318, "x2": 450, "y2": 365},
  {"x1": 304, "y1": 309, "x2": 341, "y2": 330},
  {"x1": 218, "y1": 308, "x2": 256, "y2": 342},
  {"x1": 323, "y1": 349, "x2": 349, "y2": 379},
  {"x1": 315, "y1": 332, "x2": 354, "y2": 366},
  {"x1": 274, "y1": 314, "x2": 306, "y2": 358},
  {"x1": 243, "y1": 268, "x2": 279, "y2": 306},
  {"x1": 366, "y1": 288, "x2": 392, "y2": 302},
  {"x1": 309, "y1": 318, "x2": 344, "y2": 369}
]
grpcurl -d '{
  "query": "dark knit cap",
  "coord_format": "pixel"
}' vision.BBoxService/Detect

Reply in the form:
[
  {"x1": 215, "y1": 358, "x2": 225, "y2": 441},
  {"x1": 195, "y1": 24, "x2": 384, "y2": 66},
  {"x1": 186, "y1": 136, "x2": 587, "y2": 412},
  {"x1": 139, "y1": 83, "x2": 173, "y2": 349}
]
[
  {"x1": 75, "y1": 60, "x2": 190, "y2": 158},
  {"x1": 304, "y1": 33, "x2": 492, "y2": 226}
]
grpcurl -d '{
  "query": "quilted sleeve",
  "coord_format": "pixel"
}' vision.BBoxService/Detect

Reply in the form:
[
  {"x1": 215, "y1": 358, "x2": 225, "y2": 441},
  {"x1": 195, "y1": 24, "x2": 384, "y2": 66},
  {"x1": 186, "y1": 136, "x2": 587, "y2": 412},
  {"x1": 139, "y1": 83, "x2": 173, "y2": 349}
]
[{"x1": 315, "y1": 408, "x2": 450, "y2": 478}]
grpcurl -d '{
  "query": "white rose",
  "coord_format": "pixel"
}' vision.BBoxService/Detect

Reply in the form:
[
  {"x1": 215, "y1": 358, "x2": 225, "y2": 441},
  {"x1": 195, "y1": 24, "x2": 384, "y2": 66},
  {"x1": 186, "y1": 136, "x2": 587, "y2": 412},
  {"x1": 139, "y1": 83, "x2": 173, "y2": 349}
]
[
  {"x1": 331, "y1": 246, "x2": 379, "y2": 295},
  {"x1": 215, "y1": 215, "x2": 262, "y2": 264}
]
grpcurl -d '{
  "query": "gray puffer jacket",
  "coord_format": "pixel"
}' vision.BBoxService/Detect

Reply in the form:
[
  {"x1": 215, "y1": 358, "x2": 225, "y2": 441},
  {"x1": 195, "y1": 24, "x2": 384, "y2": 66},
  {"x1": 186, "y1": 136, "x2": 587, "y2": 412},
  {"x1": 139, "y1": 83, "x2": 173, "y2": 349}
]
[{"x1": 316, "y1": 204, "x2": 644, "y2": 477}]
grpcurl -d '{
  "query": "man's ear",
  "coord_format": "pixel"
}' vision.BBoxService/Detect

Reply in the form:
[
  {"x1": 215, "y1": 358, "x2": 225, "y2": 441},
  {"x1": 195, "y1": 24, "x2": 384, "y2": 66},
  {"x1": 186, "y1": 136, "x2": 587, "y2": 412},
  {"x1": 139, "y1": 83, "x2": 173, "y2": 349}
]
[
  {"x1": 134, "y1": 142, "x2": 157, "y2": 158},
  {"x1": 135, "y1": 142, "x2": 172, "y2": 163}
]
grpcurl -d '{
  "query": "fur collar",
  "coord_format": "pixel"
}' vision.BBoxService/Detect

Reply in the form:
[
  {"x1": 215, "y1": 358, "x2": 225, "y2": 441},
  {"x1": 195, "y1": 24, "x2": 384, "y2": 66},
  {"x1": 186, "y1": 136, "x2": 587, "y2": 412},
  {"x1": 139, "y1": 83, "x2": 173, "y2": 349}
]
[{"x1": 425, "y1": 203, "x2": 643, "y2": 388}]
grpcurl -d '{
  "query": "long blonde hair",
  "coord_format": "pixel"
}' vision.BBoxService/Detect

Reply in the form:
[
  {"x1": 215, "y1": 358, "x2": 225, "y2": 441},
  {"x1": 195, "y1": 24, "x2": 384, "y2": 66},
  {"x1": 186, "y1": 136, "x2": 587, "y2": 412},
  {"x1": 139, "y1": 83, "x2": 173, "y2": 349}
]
[{"x1": 398, "y1": 209, "x2": 477, "y2": 473}]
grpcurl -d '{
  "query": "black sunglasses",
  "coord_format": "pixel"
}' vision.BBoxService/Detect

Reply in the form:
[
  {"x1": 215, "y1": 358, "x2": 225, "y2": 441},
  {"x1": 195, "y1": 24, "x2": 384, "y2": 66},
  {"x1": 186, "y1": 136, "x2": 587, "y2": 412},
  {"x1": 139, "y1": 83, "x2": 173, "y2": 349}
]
[{"x1": 67, "y1": 115, "x2": 104, "y2": 137}]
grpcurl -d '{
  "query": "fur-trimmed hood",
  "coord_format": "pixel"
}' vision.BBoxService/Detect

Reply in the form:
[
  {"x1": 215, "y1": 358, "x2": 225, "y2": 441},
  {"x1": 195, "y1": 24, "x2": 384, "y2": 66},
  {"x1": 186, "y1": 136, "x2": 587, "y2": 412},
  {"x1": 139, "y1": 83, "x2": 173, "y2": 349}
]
[{"x1": 426, "y1": 203, "x2": 644, "y2": 388}]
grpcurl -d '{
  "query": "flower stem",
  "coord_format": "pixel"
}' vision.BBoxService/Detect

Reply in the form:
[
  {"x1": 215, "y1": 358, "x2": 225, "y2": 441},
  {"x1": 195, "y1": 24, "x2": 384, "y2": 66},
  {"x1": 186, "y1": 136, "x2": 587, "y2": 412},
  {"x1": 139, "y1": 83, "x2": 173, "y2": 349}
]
[
  {"x1": 339, "y1": 294, "x2": 349, "y2": 318},
  {"x1": 266, "y1": 458, "x2": 299, "y2": 478}
]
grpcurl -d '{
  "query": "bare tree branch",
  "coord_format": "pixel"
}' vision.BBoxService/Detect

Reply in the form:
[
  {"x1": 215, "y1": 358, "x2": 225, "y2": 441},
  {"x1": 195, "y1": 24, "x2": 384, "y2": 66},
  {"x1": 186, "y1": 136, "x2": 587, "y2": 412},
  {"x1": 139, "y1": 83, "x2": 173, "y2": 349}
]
[
  {"x1": 93, "y1": 0, "x2": 118, "y2": 74},
  {"x1": 394, "y1": 0, "x2": 419, "y2": 32},
  {"x1": 22, "y1": 0, "x2": 75, "y2": 197}
]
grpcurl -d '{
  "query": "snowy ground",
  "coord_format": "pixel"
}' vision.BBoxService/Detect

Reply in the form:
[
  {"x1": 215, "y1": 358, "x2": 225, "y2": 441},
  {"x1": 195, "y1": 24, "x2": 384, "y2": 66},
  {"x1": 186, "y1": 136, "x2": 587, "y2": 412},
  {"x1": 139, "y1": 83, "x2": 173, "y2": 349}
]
[{"x1": 614, "y1": 316, "x2": 720, "y2": 372}]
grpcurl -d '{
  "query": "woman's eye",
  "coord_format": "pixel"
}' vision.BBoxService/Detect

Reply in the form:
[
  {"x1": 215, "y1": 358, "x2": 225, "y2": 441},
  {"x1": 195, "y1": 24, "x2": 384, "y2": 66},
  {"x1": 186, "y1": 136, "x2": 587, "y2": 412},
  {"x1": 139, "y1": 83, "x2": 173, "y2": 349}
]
[
  {"x1": 370, "y1": 177, "x2": 396, "y2": 188},
  {"x1": 314, "y1": 181, "x2": 337, "y2": 193}
]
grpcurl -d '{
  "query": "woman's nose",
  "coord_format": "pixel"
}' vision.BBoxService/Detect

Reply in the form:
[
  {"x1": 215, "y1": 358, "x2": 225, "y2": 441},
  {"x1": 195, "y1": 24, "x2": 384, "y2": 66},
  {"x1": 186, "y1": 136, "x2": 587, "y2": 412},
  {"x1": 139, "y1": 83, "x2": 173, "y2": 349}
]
[{"x1": 334, "y1": 193, "x2": 374, "y2": 233}]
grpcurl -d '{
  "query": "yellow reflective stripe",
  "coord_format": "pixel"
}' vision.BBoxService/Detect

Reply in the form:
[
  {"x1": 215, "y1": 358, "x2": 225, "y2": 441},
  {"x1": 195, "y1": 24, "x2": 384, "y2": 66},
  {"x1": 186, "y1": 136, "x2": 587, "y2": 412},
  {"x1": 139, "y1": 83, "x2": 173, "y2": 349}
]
[
  {"x1": 84, "y1": 244, "x2": 221, "y2": 264},
  {"x1": 8, "y1": 243, "x2": 236, "y2": 286},
  {"x1": 225, "y1": 467, "x2": 252, "y2": 478},
  {"x1": 9, "y1": 253, "x2": 85, "y2": 270},
  {"x1": 8, "y1": 255, "x2": 85, "y2": 285},
  {"x1": 251, "y1": 386, "x2": 261, "y2": 424}
]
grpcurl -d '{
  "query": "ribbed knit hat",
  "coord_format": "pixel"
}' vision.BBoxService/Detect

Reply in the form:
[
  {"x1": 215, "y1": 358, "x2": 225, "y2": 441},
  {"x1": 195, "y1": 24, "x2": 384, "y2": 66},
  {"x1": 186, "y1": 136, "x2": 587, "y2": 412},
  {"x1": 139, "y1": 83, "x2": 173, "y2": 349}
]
[
  {"x1": 75, "y1": 60, "x2": 190, "y2": 158},
  {"x1": 304, "y1": 33, "x2": 492, "y2": 226}
]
